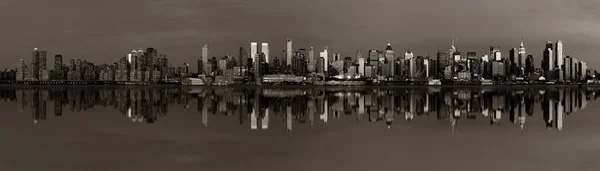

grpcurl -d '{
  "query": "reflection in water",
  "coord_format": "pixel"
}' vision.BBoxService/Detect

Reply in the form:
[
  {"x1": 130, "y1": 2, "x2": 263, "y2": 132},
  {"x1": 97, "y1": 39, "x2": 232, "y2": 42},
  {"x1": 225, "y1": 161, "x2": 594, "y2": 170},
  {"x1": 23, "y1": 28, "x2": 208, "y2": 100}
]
[{"x1": 2, "y1": 86, "x2": 599, "y2": 131}]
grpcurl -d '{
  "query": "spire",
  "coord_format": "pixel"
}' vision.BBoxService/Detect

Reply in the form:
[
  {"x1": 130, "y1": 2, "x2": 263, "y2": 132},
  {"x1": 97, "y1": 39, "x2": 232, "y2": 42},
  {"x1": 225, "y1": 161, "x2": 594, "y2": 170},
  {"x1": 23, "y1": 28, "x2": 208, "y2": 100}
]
[{"x1": 520, "y1": 36, "x2": 524, "y2": 47}]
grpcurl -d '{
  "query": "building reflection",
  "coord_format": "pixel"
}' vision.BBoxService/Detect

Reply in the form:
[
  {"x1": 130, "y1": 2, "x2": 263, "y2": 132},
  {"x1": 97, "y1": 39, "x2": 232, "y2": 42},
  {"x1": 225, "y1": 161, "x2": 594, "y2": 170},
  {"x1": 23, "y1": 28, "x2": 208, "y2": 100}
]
[{"x1": 2, "y1": 86, "x2": 599, "y2": 132}]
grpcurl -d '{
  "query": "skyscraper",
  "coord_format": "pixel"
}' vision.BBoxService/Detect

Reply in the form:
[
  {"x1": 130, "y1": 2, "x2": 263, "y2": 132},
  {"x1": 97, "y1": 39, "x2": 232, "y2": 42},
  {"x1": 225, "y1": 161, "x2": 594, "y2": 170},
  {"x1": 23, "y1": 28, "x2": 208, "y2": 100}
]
[
  {"x1": 543, "y1": 42, "x2": 554, "y2": 72},
  {"x1": 287, "y1": 38, "x2": 293, "y2": 66},
  {"x1": 54, "y1": 55, "x2": 63, "y2": 80},
  {"x1": 308, "y1": 47, "x2": 315, "y2": 73},
  {"x1": 490, "y1": 46, "x2": 501, "y2": 61},
  {"x1": 202, "y1": 45, "x2": 209, "y2": 75},
  {"x1": 16, "y1": 59, "x2": 25, "y2": 81},
  {"x1": 580, "y1": 61, "x2": 588, "y2": 80},
  {"x1": 250, "y1": 42, "x2": 257, "y2": 63},
  {"x1": 32, "y1": 48, "x2": 46, "y2": 80},
  {"x1": 525, "y1": 55, "x2": 534, "y2": 74},
  {"x1": 357, "y1": 50, "x2": 365, "y2": 77},
  {"x1": 564, "y1": 56, "x2": 572, "y2": 81},
  {"x1": 555, "y1": 41, "x2": 563, "y2": 70},
  {"x1": 385, "y1": 44, "x2": 395, "y2": 76},
  {"x1": 261, "y1": 43, "x2": 269, "y2": 63},
  {"x1": 518, "y1": 39, "x2": 526, "y2": 69},
  {"x1": 320, "y1": 46, "x2": 328, "y2": 72},
  {"x1": 509, "y1": 48, "x2": 518, "y2": 76},
  {"x1": 406, "y1": 51, "x2": 415, "y2": 79},
  {"x1": 437, "y1": 51, "x2": 448, "y2": 73}
]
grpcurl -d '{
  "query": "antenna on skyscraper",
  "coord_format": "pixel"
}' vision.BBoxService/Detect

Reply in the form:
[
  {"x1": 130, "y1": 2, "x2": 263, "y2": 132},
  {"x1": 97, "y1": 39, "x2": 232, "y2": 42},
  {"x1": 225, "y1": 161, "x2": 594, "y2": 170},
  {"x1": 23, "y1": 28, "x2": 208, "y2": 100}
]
[{"x1": 520, "y1": 36, "x2": 524, "y2": 46}]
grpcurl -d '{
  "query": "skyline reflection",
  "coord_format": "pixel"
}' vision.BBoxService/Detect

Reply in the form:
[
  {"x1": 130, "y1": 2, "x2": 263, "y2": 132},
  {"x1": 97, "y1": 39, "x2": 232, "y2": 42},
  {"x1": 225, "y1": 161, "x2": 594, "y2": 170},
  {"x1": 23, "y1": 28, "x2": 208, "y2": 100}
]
[{"x1": 2, "y1": 86, "x2": 599, "y2": 132}]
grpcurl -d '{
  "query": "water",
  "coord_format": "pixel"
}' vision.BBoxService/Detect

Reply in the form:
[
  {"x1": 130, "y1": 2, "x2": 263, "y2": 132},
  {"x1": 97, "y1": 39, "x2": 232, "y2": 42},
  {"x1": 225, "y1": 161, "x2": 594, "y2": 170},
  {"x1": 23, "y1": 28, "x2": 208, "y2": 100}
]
[{"x1": 1, "y1": 85, "x2": 599, "y2": 171}]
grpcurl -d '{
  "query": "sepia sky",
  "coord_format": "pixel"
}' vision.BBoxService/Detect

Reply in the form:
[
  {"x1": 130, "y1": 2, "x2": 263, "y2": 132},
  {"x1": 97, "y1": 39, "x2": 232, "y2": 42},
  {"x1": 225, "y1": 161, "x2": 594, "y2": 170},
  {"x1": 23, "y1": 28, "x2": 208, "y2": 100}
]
[{"x1": 1, "y1": 0, "x2": 600, "y2": 70}]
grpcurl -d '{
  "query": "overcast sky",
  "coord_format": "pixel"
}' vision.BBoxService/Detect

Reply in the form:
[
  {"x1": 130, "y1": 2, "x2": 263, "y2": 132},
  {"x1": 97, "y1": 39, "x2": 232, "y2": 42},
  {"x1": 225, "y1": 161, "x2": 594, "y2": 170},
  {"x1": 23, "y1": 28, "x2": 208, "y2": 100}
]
[{"x1": 1, "y1": 0, "x2": 600, "y2": 71}]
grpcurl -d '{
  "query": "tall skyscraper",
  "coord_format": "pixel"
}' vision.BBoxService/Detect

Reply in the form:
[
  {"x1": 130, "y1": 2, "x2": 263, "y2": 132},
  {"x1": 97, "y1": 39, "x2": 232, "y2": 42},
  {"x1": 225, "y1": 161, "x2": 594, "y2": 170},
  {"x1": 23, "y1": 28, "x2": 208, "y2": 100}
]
[
  {"x1": 406, "y1": 51, "x2": 415, "y2": 78},
  {"x1": 54, "y1": 55, "x2": 63, "y2": 80},
  {"x1": 16, "y1": 59, "x2": 25, "y2": 81},
  {"x1": 250, "y1": 42, "x2": 258, "y2": 63},
  {"x1": 202, "y1": 45, "x2": 209, "y2": 75},
  {"x1": 261, "y1": 43, "x2": 269, "y2": 63},
  {"x1": 357, "y1": 50, "x2": 365, "y2": 77},
  {"x1": 564, "y1": 56, "x2": 572, "y2": 81},
  {"x1": 490, "y1": 46, "x2": 501, "y2": 61},
  {"x1": 525, "y1": 55, "x2": 534, "y2": 74},
  {"x1": 385, "y1": 44, "x2": 395, "y2": 76},
  {"x1": 437, "y1": 51, "x2": 448, "y2": 73},
  {"x1": 309, "y1": 47, "x2": 315, "y2": 68},
  {"x1": 580, "y1": 61, "x2": 588, "y2": 80},
  {"x1": 286, "y1": 38, "x2": 293, "y2": 65},
  {"x1": 320, "y1": 46, "x2": 328, "y2": 72},
  {"x1": 518, "y1": 39, "x2": 526, "y2": 68},
  {"x1": 543, "y1": 41, "x2": 554, "y2": 72},
  {"x1": 32, "y1": 48, "x2": 46, "y2": 80},
  {"x1": 555, "y1": 41, "x2": 564, "y2": 70}
]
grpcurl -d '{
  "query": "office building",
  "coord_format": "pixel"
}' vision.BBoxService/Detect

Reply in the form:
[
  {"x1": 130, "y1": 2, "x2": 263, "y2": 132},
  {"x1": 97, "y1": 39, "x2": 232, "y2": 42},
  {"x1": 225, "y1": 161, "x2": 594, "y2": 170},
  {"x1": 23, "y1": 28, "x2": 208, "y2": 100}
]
[
  {"x1": 320, "y1": 46, "x2": 328, "y2": 72},
  {"x1": 406, "y1": 51, "x2": 415, "y2": 78},
  {"x1": 202, "y1": 45, "x2": 209, "y2": 74},
  {"x1": 518, "y1": 40, "x2": 526, "y2": 71},
  {"x1": 490, "y1": 46, "x2": 501, "y2": 61},
  {"x1": 286, "y1": 38, "x2": 292, "y2": 65},
  {"x1": 308, "y1": 47, "x2": 315, "y2": 73},
  {"x1": 437, "y1": 51, "x2": 448, "y2": 73},
  {"x1": 368, "y1": 49, "x2": 378, "y2": 64},
  {"x1": 555, "y1": 41, "x2": 563, "y2": 70},
  {"x1": 358, "y1": 56, "x2": 365, "y2": 77},
  {"x1": 385, "y1": 44, "x2": 395, "y2": 76},
  {"x1": 564, "y1": 56, "x2": 572, "y2": 81},
  {"x1": 543, "y1": 44, "x2": 554, "y2": 72},
  {"x1": 250, "y1": 42, "x2": 257, "y2": 63},
  {"x1": 261, "y1": 43, "x2": 269, "y2": 63}
]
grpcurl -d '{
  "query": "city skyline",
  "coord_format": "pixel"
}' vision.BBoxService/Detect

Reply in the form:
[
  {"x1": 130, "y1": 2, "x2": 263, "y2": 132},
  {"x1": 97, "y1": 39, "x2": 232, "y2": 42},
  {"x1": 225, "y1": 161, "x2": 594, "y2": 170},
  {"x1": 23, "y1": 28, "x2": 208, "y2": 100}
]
[
  {"x1": 1, "y1": 0, "x2": 600, "y2": 71},
  {"x1": 8, "y1": 39, "x2": 596, "y2": 85}
]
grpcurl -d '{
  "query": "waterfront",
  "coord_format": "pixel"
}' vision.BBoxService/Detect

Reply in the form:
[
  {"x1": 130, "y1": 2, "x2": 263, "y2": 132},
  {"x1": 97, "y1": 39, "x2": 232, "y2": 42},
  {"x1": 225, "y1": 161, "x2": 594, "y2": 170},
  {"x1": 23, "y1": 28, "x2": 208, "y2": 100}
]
[{"x1": 1, "y1": 85, "x2": 600, "y2": 170}]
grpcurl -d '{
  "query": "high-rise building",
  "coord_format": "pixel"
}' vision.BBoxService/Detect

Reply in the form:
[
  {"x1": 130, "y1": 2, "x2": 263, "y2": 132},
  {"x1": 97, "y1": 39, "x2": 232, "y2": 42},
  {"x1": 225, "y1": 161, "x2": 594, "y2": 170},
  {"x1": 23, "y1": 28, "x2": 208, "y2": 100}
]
[
  {"x1": 437, "y1": 51, "x2": 448, "y2": 73},
  {"x1": 202, "y1": 45, "x2": 209, "y2": 75},
  {"x1": 32, "y1": 48, "x2": 46, "y2": 80},
  {"x1": 406, "y1": 51, "x2": 415, "y2": 79},
  {"x1": 572, "y1": 58, "x2": 579, "y2": 80},
  {"x1": 385, "y1": 44, "x2": 395, "y2": 77},
  {"x1": 16, "y1": 59, "x2": 25, "y2": 81},
  {"x1": 320, "y1": 46, "x2": 328, "y2": 72},
  {"x1": 509, "y1": 48, "x2": 518, "y2": 76},
  {"x1": 261, "y1": 43, "x2": 269, "y2": 63},
  {"x1": 490, "y1": 46, "x2": 501, "y2": 61},
  {"x1": 286, "y1": 38, "x2": 293, "y2": 66},
  {"x1": 543, "y1": 46, "x2": 554, "y2": 72},
  {"x1": 368, "y1": 49, "x2": 378, "y2": 64},
  {"x1": 564, "y1": 56, "x2": 572, "y2": 81},
  {"x1": 580, "y1": 61, "x2": 587, "y2": 80},
  {"x1": 518, "y1": 40, "x2": 526, "y2": 69},
  {"x1": 250, "y1": 42, "x2": 258, "y2": 63},
  {"x1": 308, "y1": 47, "x2": 315, "y2": 73},
  {"x1": 555, "y1": 41, "x2": 564, "y2": 70},
  {"x1": 525, "y1": 55, "x2": 534, "y2": 74},
  {"x1": 424, "y1": 58, "x2": 430, "y2": 78},
  {"x1": 255, "y1": 52, "x2": 264, "y2": 83},
  {"x1": 54, "y1": 55, "x2": 63, "y2": 80}
]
